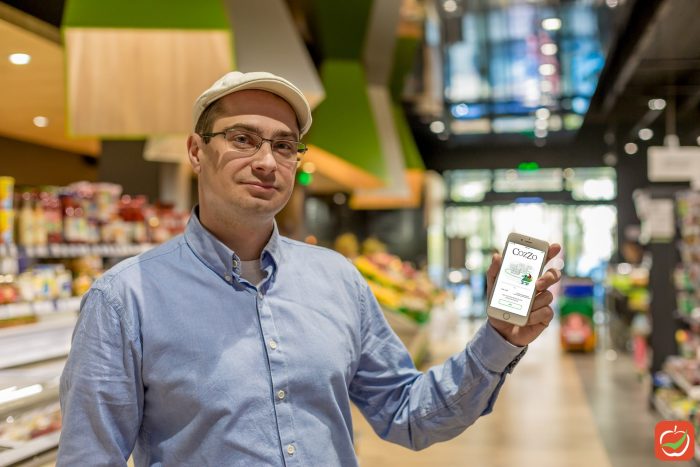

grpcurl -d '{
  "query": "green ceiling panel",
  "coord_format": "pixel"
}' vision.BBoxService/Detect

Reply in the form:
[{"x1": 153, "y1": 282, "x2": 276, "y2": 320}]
[
  {"x1": 312, "y1": 0, "x2": 373, "y2": 60},
  {"x1": 63, "y1": 0, "x2": 230, "y2": 29},
  {"x1": 305, "y1": 60, "x2": 387, "y2": 181},
  {"x1": 389, "y1": 36, "x2": 420, "y2": 102},
  {"x1": 393, "y1": 104, "x2": 424, "y2": 170}
]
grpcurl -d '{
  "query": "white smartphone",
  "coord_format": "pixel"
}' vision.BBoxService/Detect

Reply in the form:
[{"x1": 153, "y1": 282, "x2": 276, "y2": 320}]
[{"x1": 486, "y1": 232, "x2": 550, "y2": 326}]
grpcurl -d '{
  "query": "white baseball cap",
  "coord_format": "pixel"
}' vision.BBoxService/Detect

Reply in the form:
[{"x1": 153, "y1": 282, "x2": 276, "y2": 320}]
[{"x1": 192, "y1": 71, "x2": 312, "y2": 136}]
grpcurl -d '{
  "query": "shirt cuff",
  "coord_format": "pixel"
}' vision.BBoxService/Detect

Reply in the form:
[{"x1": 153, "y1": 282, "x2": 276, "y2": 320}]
[{"x1": 468, "y1": 322, "x2": 527, "y2": 374}]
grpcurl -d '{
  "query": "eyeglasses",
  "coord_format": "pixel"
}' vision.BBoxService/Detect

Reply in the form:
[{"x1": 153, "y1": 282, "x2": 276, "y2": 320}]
[{"x1": 200, "y1": 128, "x2": 307, "y2": 166}]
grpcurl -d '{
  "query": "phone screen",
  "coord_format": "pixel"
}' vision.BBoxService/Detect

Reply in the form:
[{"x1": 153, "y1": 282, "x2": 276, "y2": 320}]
[{"x1": 489, "y1": 242, "x2": 547, "y2": 316}]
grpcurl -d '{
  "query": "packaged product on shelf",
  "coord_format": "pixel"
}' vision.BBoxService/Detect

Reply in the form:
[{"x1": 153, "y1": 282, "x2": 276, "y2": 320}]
[
  {"x1": 0, "y1": 401, "x2": 62, "y2": 443},
  {"x1": 40, "y1": 188, "x2": 63, "y2": 244},
  {"x1": 0, "y1": 176, "x2": 14, "y2": 245}
]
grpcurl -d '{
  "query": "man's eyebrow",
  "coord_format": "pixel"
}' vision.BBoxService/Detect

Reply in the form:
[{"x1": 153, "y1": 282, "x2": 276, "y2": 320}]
[{"x1": 224, "y1": 123, "x2": 299, "y2": 140}]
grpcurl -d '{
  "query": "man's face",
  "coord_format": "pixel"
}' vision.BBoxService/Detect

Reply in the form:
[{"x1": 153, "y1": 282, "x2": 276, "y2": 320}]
[{"x1": 189, "y1": 90, "x2": 300, "y2": 222}]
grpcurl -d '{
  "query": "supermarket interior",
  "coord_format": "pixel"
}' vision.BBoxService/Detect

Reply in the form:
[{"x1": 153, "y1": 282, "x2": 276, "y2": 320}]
[{"x1": 1, "y1": 0, "x2": 700, "y2": 466}]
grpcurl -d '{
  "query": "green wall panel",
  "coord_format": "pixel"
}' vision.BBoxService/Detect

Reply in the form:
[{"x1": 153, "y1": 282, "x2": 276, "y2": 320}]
[
  {"x1": 389, "y1": 36, "x2": 420, "y2": 102},
  {"x1": 393, "y1": 104, "x2": 424, "y2": 170},
  {"x1": 312, "y1": 0, "x2": 373, "y2": 60},
  {"x1": 63, "y1": 0, "x2": 230, "y2": 29},
  {"x1": 305, "y1": 60, "x2": 387, "y2": 181}
]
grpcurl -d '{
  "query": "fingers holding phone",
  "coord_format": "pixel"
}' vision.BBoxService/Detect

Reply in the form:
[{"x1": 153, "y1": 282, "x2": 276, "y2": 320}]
[{"x1": 486, "y1": 234, "x2": 562, "y2": 347}]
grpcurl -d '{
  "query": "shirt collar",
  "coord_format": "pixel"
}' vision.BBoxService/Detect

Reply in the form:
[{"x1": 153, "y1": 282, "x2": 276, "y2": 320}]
[{"x1": 184, "y1": 206, "x2": 281, "y2": 281}]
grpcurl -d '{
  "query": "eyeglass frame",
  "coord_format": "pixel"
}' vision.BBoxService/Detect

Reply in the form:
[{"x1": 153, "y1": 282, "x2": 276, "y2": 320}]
[{"x1": 199, "y1": 127, "x2": 308, "y2": 166}]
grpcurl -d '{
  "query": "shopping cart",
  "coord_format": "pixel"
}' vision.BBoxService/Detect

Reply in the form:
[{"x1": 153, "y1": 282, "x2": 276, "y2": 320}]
[{"x1": 559, "y1": 278, "x2": 596, "y2": 352}]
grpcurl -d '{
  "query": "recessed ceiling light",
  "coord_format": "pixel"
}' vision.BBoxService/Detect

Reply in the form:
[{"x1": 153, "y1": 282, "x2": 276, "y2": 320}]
[
  {"x1": 538, "y1": 64, "x2": 556, "y2": 76},
  {"x1": 33, "y1": 116, "x2": 49, "y2": 127},
  {"x1": 540, "y1": 43, "x2": 558, "y2": 56},
  {"x1": 535, "y1": 108, "x2": 551, "y2": 120},
  {"x1": 624, "y1": 142, "x2": 638, "y2": 155},
  {"x1": 443, "y1": 0, "x2": 457, "y2": 13},
  {"x1": 638, "y1": 128, "x2": 653, "y2": 140},
  {"x1": 541, "y1": 18, "x2": 562, "y2": 31},
  {"x1": 430, "y1": 121, "x2": 446, "y2": 134},
  {"x1": 302, "y1": 162, "x2": 316, "y2": 174},
  {"x1": 606, "y1": 0, "x2": 619, "y2": 7},
  {"x1": 9, "y1": 53, "x2": 31, "y2": 65},
  {"x1": 648, "y1": 98, "x2": 666, "y2": 110}
]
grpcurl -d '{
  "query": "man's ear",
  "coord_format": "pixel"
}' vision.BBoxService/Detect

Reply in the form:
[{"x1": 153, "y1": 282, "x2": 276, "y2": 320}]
[{"x1": 187, "y1": 134, "x2": 203, "y2": 174}]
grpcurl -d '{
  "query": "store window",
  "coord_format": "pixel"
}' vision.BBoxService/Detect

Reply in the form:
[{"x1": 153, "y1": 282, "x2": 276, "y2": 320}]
[
  {"x1": 446, "y1": 170, "x2": 491, "y2": 202},
  {"x1": 565, "y1": 167, "x2": 616, "y2": 201},
  {"x1": 493, "y1": 168, "x2": 563, "y2": 192},
  {"x1": 443, "y1": 0, "x2": 611, "y2": 135}
]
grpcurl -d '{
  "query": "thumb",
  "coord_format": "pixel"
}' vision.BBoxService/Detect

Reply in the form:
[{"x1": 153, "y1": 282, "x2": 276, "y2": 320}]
[{"x1": 486, "y1": 253, "x2": 502, "y2": 294}]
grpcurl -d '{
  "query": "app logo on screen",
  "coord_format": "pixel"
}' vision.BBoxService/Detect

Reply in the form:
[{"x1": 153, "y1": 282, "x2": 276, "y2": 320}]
[{"x1": 489, "y1": 242, "x2": 546, "y2": 316}]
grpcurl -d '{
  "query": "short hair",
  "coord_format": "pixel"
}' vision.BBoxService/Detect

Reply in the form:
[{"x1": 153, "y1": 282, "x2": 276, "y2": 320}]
[{"x1": 195, "y1": 99, "x2": 227, "y2": 142}]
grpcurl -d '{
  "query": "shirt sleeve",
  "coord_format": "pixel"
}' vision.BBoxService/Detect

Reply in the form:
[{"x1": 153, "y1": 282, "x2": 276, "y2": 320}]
[
  {"x1": 348, "y1": 276, "x2": 526, "y2": 451},
  {"x1": 57, "y1": 287, "x2": 143, "y2": 466}
]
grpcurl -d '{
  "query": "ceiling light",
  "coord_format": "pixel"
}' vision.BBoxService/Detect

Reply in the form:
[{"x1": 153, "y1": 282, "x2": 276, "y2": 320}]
[
  {"x1": 606, "y1": 0, "x2": 619, "y2": 7},
  {"x1": 430, "y1": 121, "x2": 446, "y2": 134},
  {"x1": 697, "y1": 136, "x2": 700, "y2": 146},
  {"x1": 535, "y1": 108, "x2": 551, "y2": 120},
  {"x1": 443, "y1": 0, "x2": 457, "y2": 13},
  {"x1": 538, "y1": 64, "x2": 556, "y2": 76},
  {"x1": 624, "y1": 142, "x2": 638, "y2": 155},
  {"x1": 535, "y1": 119, "x2": 548, "y2": 130},
  {"x1": 9, "y1": 53, "x2": 31, "y2": 65},
  {"x1": 534, "y1": 128, "x2": 548, "y2": 138},
  {"x1": 603, "y1": 152, "x2": 618, "y2": 166},
  {"x1": 541, "y1": 18, "x2": 562, "y2": 31},
  {"x1": 452, "y1": 103, "x2": 470, "y2": 118},
  {"x1": 33, "y1": 116, "x2": 49, "y2": 128},
  {"x1": 648, "y1": 98, "x2": 666, "y2": 110},
  {"x1": 638, "y1": 128, "x2": 653, "y2": 140},
  {"x1": 302, "y1": 162, "x2": 316, "y2": 174},
  {"x1": 540, "y1": 43, "x2": 558, "y2": 56}
]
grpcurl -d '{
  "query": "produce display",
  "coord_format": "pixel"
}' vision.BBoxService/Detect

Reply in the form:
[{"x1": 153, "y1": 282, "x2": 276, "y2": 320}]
[{"x1": 335, "y1": 234, "x2": 446, "y2": 324}]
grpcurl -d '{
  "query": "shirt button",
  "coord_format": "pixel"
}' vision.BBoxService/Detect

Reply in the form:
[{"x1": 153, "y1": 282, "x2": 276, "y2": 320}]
[
  {"x1": 269, "y1": 340, "x2": 278, "y2": 350},
  {"x1": 232, "y1": 259, "x2": 239, "y2": 268},
  {"x1": 277, "y1": 389, "x2": 286, "y2": 400},
  {"x1": 224, "y1": 275, "x2": 232, "y2": 282},
  {"x1": 286, "y1": 444, "x2": 295, "y2": 455}
]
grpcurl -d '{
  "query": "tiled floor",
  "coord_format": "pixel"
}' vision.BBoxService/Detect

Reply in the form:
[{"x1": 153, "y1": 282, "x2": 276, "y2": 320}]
[{"x1": 354, "y1": 319, "x2": 690, "y2": 467}]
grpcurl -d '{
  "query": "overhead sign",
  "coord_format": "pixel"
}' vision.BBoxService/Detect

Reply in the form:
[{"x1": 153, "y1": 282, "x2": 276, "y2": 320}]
[{"x1": 647, "y1": 145, "x2": 700, "y2": 182}]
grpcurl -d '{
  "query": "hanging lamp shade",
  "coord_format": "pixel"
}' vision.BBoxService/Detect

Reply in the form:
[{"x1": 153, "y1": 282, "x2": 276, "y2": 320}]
[
  {"x1": 349, "y1": 7, "x2": 425, "y2": 210},
  {"x1": 303, "y1": 61, "x2": 387, "y2": 190},
  {"x1": 224, "y1": 0, "x2": 324, "y2": 110},
  {"x1": 62, "y1": 0, "x2": 234, "y2": 137}
]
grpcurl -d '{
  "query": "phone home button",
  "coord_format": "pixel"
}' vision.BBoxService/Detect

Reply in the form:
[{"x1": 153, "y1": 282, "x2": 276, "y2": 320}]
[{"x1": 503, "y1": 313, "x2": 511, "y2": 321}]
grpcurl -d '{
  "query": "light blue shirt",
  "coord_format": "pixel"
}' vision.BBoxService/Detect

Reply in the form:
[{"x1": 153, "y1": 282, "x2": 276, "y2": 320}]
[{"x1": 58, "y1": 209, "x2": 526, "y2": 466}]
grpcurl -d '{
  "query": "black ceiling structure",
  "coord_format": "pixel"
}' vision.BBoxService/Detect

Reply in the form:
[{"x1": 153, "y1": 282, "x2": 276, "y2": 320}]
[
  {"x1": 584, "y1": 0, "x2": 700, "y2": 151},
  {"x1": 3, "y1": 0, "x2": 699, "y2": 170}
]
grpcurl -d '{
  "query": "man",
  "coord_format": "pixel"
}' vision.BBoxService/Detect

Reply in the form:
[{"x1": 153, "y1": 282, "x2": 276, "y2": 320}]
[{"x1": 58, "y1": 71, "x2": 560, "y2": 466}]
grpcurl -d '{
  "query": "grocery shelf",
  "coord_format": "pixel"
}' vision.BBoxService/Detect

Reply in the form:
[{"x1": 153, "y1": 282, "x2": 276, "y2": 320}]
[
  {"x1": 0, "y1": 431, "x2": 60, "y2": 467},
  {"x1": 664, "y1": 366, "x2": 700, "y2": 401},
  {"x1": 0, "y1": 243, "x2": 154, "y2": 259},
  {"x1": 652, "y1": 394, "x2": 682, "y2": 420},
  {"x1": 0, "y1": 316, "x2": 77, "y2": 370},
  {"x1": 0, "y1": 297, "x2": 81, "y2": 321}
]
